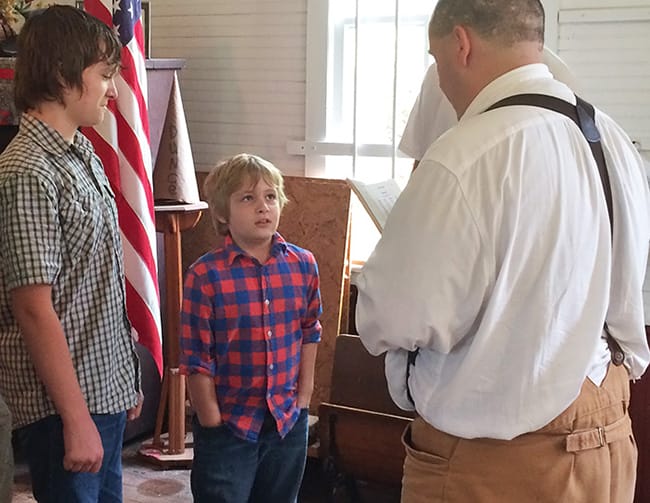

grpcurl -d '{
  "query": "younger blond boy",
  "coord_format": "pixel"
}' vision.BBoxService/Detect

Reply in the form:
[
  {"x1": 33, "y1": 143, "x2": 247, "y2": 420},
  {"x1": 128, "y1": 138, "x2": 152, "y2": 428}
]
[{"x1": 180, "y1": 153, "x2": 322, "y2": 503}]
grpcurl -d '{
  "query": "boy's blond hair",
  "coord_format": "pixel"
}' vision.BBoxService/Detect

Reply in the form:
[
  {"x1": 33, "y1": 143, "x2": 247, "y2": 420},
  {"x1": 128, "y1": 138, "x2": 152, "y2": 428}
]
[{"x1": 203, "y1": 153, "x2": 289, "y2": 236}]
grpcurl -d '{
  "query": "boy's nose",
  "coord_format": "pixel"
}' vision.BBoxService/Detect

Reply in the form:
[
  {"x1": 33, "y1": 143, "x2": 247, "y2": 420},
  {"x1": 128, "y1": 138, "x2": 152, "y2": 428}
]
[{"x1": 107, "y1": 77, "x2": 118, "y2": 99}]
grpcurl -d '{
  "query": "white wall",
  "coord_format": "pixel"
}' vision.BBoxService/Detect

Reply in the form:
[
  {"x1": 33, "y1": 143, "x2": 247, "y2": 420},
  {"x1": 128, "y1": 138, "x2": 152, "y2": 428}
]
[
  {"x1": 555, "y1": 0, "x2": 649, "y2": 154},
  {"x1": 150, "y1": 0, "x2": 307, "y2": 175}
]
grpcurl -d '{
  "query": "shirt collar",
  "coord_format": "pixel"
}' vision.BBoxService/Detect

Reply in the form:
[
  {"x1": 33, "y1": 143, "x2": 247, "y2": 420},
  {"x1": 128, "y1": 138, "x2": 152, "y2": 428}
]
[
  {"x1": 460, "y1": 63, "x2": 575, "y2": 122},
  {"x1": 20, "y1": 113, "x2": 95, "y2": 160},
  {"x1": 224, "y1": 232, "x2": 288, "y2": 265}
]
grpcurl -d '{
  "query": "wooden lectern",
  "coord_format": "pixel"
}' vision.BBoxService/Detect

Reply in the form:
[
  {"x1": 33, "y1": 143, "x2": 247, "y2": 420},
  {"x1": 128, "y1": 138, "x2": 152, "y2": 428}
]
[{"x1": 139, "y1": 202, "x2": 207, "y2": 466}]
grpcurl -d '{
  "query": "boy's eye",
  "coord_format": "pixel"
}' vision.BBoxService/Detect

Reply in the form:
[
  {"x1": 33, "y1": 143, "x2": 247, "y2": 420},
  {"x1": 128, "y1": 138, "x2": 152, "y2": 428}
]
[
  {"x1": 104, "y1": 65, "x2": 119, "y2": 80},
  {"x1": 242, "y1": 195, "x2": 253, "y2": 201},
  {"x1": 266, "y1": 193, "x2": 277, "y2": 200}
]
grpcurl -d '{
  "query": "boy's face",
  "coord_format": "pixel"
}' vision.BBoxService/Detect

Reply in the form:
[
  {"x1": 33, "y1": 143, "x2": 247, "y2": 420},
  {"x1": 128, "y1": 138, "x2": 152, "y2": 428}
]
[
  {"x1": 62, "y1": 60, "x2": 119, "y2": 128},
  {"x1": 225, "y1": 177, "x2": 281, "y2": 253}
]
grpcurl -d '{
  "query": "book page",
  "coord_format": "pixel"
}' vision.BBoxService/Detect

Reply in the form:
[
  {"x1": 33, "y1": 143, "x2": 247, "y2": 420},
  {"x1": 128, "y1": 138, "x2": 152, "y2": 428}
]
[{"x1": 347, "y1": 178, "x2": 402, "y2": 231}]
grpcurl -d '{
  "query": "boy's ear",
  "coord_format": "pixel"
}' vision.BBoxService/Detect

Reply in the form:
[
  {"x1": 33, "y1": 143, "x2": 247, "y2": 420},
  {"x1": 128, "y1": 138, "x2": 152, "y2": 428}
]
[{"x1": 216, "y1": 214, "x2": 228, "y2": 224}]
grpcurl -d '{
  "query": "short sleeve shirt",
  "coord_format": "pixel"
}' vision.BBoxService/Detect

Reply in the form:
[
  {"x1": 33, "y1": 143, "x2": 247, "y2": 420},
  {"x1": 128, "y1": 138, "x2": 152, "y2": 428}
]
[{"x1": 0, "y1": 114, "x2": 139, "y2": 427}]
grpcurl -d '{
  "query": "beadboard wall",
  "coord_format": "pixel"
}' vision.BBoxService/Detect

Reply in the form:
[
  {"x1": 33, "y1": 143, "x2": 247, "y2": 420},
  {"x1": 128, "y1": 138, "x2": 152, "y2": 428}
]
[
  {"x1": 147, "y1": 0, "x2": 307, "y2": 175},
  {"x1": 556, "y1": 0, "x2": 650, "y2": 153}
]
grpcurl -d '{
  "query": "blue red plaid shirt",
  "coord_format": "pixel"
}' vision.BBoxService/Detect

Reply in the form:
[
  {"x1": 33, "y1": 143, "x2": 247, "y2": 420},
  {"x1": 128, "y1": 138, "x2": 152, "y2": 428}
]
[{"x1": 180, "y1": 233, "x2": 322, "y2": 441}]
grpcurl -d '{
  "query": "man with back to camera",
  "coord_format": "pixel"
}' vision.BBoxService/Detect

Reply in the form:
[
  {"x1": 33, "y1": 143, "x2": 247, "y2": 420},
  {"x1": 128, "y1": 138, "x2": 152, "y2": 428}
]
[{"x1": 356, "y1": 0, "x2": 650, "y2": 501}]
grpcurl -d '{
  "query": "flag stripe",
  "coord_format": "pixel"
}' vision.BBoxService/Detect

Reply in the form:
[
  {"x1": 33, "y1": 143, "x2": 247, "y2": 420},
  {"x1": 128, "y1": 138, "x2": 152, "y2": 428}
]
[
  {"x1": 81, "y1": 126, "x2": 120, "y2": 188},
  {"x1": 83, "y1": 0, "x2": 111, "y2": 26},
  {"x1": 117, "y1": 150, "x2": 157, "y2": 247},
  {"x1": 117, "y1": 45, "x2": 150, "y2": 140},
  {"x1": 84, "y1": 126, "x2": 160, "y2": 339},
  {"x1": 89, "y1": 110, "x2": 155, "y2": 242},
  {"x1": 122, "y1": 237, "x2": 160, "y2": 314},
  {"x1": 108, "y1": 100, "x2": 154, "y2": 206},
  {"x1": 86, "y1": 114, "x2": 158, "y2": 284},
  {"x1": 134, "y1": 19, "x2": 145, "y2": 55},
  {"x1": 125, "y1": 280, "x2": 163, "y2": 368},
  {"x1": 84, "y1": 0, "x2": 163, "y2": 375}
]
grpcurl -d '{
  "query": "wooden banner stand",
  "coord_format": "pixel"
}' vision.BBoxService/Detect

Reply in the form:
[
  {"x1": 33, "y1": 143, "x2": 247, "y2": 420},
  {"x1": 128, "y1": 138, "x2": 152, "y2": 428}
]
[{"x1": 139, "y1": 202, "x2": 207, "y2": 468}]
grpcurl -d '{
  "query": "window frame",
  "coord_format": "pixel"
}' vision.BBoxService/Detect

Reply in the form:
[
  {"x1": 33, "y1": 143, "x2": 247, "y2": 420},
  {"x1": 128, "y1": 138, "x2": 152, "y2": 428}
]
[
  {"x1": 300, "y1": 0, "x2": 561, "y2": 261},
  {"x1": 301, "y1": 0, "x2": 560, "y2": 178},
  {"x1": 302, "y1": 0, "x2": 433, "y2": 179}
]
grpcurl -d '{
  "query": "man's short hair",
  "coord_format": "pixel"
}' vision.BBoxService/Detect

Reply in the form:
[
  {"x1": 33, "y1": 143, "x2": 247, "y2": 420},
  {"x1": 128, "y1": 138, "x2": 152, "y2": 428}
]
[
  {"x1": 14, "y1": 5, "x2": 122, "y2": 112},
  {"x1": 203, "y1": 153, "x2": 289, "y2": 236},
  {"x1": 429, "y1": 0, "x2": 545, "y2": 46}
]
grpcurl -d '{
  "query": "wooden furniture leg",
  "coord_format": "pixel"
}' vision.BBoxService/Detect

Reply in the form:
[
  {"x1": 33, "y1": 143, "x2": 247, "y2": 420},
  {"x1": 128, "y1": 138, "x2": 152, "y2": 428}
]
[{"x1": 139, "y1": 204, "x2": 206, "y2": 467}]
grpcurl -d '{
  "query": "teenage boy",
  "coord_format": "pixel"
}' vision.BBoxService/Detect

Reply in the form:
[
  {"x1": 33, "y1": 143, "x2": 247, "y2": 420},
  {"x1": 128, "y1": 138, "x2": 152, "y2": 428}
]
[
  {"x1": 0, "y1": 6, "x2": 142, "y2": 502},
  {"x1": 180, "y1": 153, "x2": 322, "y2": 503}
]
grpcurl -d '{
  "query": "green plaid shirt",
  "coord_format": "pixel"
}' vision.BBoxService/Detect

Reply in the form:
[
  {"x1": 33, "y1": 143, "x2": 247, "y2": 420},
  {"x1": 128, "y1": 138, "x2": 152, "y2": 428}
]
[{"x1": 0, "y1": 114, "x2": 140, "y2": 427}]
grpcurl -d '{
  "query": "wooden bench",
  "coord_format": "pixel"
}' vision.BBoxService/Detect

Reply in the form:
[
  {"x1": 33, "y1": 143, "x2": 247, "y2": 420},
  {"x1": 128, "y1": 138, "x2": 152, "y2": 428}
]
[{"x1": 318, "y1": 334, "x2": 413, "y2": 499}]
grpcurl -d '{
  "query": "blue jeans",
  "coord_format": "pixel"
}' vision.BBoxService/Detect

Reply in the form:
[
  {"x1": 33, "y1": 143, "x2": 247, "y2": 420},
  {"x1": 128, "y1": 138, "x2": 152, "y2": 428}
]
[
  {"x1": 17, "y1": 412, "x2": 126, "y2": 503},
  {"x1": 191, "y1": 408, "x2": 309, "y2": 503}
]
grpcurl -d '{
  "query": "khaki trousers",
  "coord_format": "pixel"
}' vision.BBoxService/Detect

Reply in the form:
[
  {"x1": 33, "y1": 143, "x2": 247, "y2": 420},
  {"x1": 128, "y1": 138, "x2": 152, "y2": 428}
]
[{"x1": 402, "y1": 364, "x2": 636, "y2": 503}]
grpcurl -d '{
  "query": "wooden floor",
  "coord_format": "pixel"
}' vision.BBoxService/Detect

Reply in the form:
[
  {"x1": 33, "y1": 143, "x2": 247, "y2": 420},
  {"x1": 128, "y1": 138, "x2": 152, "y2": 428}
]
[{"x1": 11, "y1": 439, "x2": 400, "y2": 502}]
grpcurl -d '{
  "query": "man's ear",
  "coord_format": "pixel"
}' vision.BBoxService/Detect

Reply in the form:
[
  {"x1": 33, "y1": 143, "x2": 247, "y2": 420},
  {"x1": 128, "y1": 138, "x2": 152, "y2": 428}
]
[
  {"x1": 216, "y1": 214, "x2": 228, "y2": 224},
  {"x1": 452, "y1": 25, "x2": 472, "y2": 67}
]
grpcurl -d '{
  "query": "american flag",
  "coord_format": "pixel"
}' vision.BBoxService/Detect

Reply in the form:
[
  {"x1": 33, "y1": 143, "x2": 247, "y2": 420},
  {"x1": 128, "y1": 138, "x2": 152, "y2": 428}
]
[{"x1": 82, "y1": 0, "x2": 163, "y2": 375}]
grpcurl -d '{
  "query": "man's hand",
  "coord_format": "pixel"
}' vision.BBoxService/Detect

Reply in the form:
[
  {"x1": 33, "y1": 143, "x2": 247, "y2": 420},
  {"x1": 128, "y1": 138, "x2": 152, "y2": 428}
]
[{"x1": 62, "y1": 415, "x2": 103, "y2": 473}]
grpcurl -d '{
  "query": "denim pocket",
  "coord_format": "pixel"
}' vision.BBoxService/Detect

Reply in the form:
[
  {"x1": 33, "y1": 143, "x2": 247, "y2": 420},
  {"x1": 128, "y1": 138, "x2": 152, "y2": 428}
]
[{"x1": 192, "y1": 416, "x2": 228, "y2": 448}]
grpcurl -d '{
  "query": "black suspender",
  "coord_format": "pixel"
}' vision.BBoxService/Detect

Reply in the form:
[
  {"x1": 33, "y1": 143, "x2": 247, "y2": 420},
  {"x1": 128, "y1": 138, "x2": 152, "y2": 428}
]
[
  {"x1": 485, "y1": 94, "x2": 613, "y2": 237},
  {"x1": 485, "y1": 93, "x2": 624, "y2": 366}
]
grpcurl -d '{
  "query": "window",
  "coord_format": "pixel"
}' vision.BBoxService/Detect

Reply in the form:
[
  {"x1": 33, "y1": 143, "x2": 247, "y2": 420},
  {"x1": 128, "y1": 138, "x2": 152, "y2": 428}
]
[
  {"x1": 300, "y1": 0, "x2": 434, "y2": 260},
  {"x1": 299, "y1": 0, "x2": 562, "y2": 261}
]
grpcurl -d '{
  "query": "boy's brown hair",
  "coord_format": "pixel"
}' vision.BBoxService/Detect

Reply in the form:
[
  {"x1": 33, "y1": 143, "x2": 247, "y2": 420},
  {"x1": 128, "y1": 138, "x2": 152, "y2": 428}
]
[
  {"x1": 203, "y1": 153, "x2": 289, "y2": 236},
  {"x1": 14, "y1": 5, "x2": 122, "y2": 112}
]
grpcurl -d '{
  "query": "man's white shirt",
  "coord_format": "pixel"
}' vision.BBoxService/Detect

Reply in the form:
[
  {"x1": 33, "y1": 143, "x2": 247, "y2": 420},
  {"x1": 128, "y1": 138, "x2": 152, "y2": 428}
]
[{"x1": 357, "y1": 64, "x2": 650, "y2": 440}]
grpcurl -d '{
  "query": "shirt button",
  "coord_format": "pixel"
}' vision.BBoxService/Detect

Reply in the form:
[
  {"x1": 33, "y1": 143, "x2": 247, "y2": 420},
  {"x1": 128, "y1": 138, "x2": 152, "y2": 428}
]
[
  {"x1": 264, "y1": 299, "x2": 270, "y2": 305},
  {"x1": 269, "y1": 364, "x2": 274, "y2": 371},
  {"x1": 267, "y1": 330, "x2": 272, "y2": 338}
]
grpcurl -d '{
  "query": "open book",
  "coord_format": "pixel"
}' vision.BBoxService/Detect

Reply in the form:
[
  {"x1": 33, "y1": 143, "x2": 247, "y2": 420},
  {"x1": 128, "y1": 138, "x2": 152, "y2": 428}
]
[{"x1": 346, "y1": 178, "x2": 402, "y2": 232}]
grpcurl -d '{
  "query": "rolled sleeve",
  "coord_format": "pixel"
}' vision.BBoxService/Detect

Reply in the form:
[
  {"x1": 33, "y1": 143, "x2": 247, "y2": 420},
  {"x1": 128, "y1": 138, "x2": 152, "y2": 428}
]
[
  {"x1": 0, "y1": 172, "x2": 61, "y2": 290},
  {"x1": 301, "y1": 256, "x2": 322, "y2": 344},
  {"x1": 180, "y1": 268, "x2": 217, "y2": 377}
]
